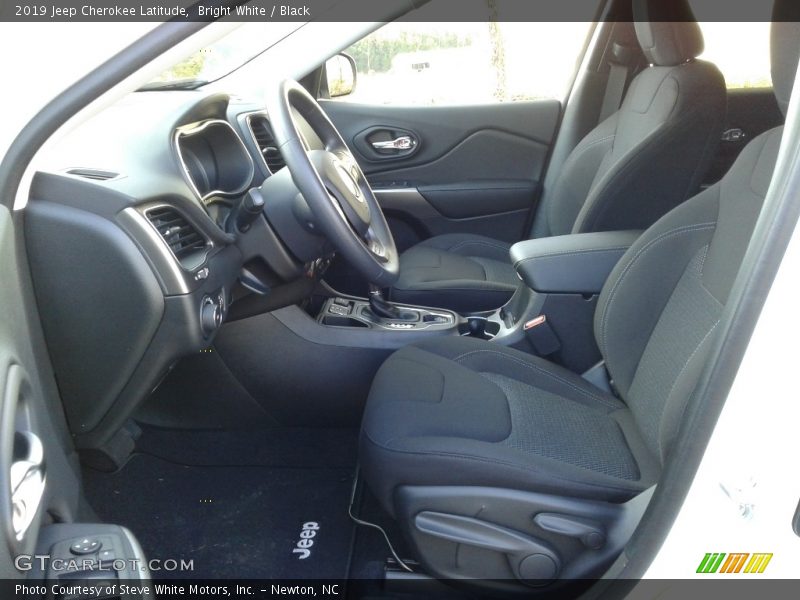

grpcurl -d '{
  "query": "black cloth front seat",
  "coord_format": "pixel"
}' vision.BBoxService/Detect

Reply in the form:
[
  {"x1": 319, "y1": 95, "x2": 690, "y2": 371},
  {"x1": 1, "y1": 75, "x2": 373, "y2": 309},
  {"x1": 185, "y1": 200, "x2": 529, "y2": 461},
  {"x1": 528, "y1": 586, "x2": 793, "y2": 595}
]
[
  {"x1": 391, "y1": 0, "x2": 726, "y2": 313},
  {"x1": 362, "y1": 16, "x2": 798, "y2": 519}
]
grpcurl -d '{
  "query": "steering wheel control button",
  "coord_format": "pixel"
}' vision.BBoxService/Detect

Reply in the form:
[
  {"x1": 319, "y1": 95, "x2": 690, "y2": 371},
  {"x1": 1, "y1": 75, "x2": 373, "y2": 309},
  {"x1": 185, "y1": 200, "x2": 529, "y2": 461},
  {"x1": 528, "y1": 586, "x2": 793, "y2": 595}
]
[
  {"x1": 70, "y1": 538, "x2": 102, "y2": 555},
  {"x1": 194, "y1": 267, "x2": 209, "y2": 281},
  {"x1": 369, "y1": 241, "x2": 388, "y2": 261}
]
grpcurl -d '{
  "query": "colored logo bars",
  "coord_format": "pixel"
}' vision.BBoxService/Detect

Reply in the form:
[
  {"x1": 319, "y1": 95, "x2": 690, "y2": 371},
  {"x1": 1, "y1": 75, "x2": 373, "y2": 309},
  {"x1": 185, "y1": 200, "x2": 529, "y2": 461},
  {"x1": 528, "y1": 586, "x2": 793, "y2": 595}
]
[{"x1": 696, "y1": 552, "x2": 773, "y2": 574}]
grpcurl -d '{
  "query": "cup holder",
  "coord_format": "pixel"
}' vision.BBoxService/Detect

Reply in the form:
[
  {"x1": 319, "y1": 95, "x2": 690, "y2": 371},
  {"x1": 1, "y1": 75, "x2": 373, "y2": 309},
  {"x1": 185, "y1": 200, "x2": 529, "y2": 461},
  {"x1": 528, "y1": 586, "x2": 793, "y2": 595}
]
[
  {"x1": 321, "y1": 314, "x2": 369, "y2": 328},
  {"x1": 460, "y1": 316, "x2": 501, "y2": 339}
]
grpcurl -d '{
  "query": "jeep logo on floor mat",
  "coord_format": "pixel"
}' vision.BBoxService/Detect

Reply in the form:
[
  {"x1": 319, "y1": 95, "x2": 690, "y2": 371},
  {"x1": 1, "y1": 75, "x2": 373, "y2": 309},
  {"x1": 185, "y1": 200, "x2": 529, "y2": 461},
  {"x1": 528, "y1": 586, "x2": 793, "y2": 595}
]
[{"x1": 292, "y1": 522, "x2": 320, "y2": 559}]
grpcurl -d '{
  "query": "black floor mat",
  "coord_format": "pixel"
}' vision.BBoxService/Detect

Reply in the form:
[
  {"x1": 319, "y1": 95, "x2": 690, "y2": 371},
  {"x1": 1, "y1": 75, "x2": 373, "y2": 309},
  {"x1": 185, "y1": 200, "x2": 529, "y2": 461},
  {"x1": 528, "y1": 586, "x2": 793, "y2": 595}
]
[
  {"x1": 134, "y1": 425, "x2": 358, "y2": 469},
  {"x1": 83, "y1": 427, "x2": 359, "y2": 580}
]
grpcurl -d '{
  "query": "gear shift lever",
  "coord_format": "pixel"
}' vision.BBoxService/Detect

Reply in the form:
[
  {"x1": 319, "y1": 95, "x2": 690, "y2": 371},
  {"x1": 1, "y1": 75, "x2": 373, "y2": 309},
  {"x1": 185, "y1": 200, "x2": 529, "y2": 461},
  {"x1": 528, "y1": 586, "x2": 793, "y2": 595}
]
[{"x1": 368, "y1": 285, "x2": 417, "y2": 321}]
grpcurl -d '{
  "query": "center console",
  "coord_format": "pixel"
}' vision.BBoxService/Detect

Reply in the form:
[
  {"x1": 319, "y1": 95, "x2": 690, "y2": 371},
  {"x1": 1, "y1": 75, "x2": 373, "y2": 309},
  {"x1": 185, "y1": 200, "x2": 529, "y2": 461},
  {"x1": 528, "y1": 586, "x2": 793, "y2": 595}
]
[
  {"x1": 318, "y1": 296, "x2": 457, "y2": 331},
  {"x1": 310, "y1": 231, "x2": 640, "y2": 361},
  {"x1": 473, "y1": 230, "x2": 641, "y2": 372}
]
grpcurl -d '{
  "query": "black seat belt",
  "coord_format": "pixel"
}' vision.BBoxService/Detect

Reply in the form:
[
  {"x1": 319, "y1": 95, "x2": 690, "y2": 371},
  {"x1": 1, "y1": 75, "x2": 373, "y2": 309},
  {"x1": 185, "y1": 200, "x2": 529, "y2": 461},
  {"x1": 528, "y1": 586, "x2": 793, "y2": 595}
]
[{"x1": 598, "y1": 41, "x2": 639, "y2": 122}]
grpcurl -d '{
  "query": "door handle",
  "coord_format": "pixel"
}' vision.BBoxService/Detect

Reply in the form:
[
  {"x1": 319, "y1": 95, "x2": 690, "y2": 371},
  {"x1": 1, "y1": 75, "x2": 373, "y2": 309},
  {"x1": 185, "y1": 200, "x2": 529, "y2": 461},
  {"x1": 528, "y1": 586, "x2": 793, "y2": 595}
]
[
  {"x1": 10, "y1": 431, "x2": 46, "y2": 541},
  {"x1": 371, "y1": 136, "x2": 417, "y2": 151},
  {"x1": 721, "y1": 128, "x2": 746, "y2": 142}
]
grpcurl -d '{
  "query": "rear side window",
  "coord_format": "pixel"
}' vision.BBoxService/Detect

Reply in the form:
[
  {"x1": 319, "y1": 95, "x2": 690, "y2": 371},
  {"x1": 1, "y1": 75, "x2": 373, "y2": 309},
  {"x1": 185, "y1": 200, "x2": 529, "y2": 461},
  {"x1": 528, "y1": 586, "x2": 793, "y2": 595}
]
[{"x1": 694, "y1": 23, "x2": 772, "y2": 90}]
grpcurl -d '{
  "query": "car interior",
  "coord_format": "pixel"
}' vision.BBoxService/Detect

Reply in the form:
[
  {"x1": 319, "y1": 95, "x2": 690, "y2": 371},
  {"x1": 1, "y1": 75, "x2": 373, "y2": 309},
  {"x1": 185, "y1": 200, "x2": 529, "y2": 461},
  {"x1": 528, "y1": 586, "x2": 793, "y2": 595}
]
[{"x1": 1, "y1": 0, "x2": 798, "y2": 597}]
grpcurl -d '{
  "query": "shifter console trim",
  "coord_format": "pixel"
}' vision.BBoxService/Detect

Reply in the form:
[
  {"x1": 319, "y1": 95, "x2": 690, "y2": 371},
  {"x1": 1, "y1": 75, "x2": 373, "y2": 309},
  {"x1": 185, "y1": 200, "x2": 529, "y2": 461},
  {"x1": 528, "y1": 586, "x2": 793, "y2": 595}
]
[{"x1": 319, "y1": 297, "x2": 457, "y2": 332}]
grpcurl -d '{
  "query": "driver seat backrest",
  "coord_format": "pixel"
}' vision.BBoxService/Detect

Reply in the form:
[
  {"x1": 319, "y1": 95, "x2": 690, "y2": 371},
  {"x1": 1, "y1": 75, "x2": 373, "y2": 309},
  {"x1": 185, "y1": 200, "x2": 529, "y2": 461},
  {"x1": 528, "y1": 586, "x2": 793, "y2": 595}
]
[{"x1": 534, "y1": 0, "x2": 726, "y2": 238}]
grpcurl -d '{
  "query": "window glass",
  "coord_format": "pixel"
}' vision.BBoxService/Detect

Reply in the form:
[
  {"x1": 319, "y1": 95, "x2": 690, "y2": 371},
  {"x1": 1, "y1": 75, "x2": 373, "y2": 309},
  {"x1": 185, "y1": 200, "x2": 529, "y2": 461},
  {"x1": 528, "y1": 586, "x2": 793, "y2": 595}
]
[
  {"x1": 695, "y1": 22, "x2": 772, "y2": 89},
  {"x1": 336, "y1": 21, "x2": 593, "y2": 106}
]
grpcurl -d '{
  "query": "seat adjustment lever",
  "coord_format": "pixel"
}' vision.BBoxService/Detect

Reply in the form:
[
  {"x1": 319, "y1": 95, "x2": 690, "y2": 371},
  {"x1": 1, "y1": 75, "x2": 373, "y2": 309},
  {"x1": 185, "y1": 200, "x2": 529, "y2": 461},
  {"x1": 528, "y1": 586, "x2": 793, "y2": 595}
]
[
  {"x1": 533, "y1": 512, "x2": 606, "y2": 550},
  {"x1": 414, "y1": 511, "x2": 560, "y2": 584}
]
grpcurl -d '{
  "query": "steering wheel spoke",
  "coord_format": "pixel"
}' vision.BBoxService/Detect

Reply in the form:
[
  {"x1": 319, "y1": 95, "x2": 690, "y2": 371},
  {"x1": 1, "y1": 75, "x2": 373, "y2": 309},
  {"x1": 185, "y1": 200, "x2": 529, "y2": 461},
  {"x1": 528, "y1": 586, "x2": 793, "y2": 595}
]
[
  {"x1": 364, "y1": 229, "x2": 390, "y2": 263},
  {"x1": 266, "y1": 79, "x2": 399, "y2": 286}
]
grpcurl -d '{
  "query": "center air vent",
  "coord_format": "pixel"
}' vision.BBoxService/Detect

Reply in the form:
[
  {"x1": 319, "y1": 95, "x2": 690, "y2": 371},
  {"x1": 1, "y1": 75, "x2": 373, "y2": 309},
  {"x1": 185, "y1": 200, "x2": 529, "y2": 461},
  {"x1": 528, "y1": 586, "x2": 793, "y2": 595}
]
[
  {"x1": 248, "y1": 116, "x2": 285, "y2": 173},
  {"x1": 146, "y1": 207, "x2": 208, "y2": 268}
]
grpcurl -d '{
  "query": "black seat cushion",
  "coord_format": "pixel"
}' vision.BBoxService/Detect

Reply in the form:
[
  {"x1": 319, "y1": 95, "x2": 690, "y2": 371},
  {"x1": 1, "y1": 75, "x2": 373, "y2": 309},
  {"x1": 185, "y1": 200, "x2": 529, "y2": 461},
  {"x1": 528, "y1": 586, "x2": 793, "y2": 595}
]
[
  {"x1": 360, "y1": 336, "x2": 660, "y2": 516},
  {"x1": 390, "y1": 234, "x2": 519, "y2": 312}
]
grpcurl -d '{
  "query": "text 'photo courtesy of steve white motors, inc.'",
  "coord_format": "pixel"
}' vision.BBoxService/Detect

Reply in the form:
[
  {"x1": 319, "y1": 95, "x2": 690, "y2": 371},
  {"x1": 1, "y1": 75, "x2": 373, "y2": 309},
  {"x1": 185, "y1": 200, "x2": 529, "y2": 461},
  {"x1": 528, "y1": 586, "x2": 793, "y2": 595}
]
[{"x1": 16, "y1": 583, "x2": 344, "y2": 599}]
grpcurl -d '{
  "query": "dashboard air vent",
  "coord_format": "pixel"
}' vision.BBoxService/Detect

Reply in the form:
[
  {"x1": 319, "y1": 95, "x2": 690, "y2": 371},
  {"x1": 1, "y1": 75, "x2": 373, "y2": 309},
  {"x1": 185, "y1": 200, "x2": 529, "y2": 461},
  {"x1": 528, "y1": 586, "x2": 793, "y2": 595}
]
[
  {"x1": 249, "y1": 116, "x2": 285, "y2": 173},
  {"x1": 146, "y1": 207, "x2": 208, "y2": 266}
]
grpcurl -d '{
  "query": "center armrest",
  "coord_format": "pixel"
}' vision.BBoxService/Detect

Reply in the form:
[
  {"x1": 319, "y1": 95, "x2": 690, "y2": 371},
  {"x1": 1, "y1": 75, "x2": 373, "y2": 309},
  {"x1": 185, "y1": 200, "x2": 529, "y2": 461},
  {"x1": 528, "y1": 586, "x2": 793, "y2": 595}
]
[{"x1": 510, "y1": 231, "x2": 641, "y2": 294}]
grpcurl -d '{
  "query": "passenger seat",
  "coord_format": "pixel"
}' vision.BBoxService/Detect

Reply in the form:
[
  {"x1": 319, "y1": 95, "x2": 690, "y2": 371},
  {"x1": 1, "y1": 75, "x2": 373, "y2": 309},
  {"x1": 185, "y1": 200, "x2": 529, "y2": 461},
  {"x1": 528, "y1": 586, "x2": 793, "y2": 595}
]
[{"x1": 391, "y1": 0, "x2": 727, "y2": 313}]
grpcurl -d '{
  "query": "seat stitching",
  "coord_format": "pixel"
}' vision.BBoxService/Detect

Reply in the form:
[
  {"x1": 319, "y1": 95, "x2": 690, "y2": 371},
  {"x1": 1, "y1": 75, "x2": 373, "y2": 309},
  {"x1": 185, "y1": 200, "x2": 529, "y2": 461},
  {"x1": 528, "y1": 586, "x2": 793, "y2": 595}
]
[
  {"x1": 696, "y1": 245, "x2": 723, "y2": 304},
  {"x1": 479, "y1": 371, "x2": 639, "y2": 479},
  {"x1": 363, "y1": 431, "x2": 644, "y2": 494},
  {"x1": 576, "y1": 98, "x2": 716, "y2": 233},
  {"x1": 566, "y1": 134, "x2": 617, "y2": 161},
  {"x1": 513, "y1": 246, "x2": 631, "y2": 267},
  {"x1": 599, "y1": 222, "x2": 717, "y2": 355},
  {"x1": 446, "y1": 240, "x2": 511, "y2": 254},
  {"x1": 451, "y1": 349, "x2": 622, "y2": 409},
  {"x1": 545, "y1": 133, "x2": 616, "y2": 234},
  {"x1": 468, "y1": 256, "x2": 490, "y2": 281},
  {"x1": 698, "y1": 244, "x2": 709, "y2": 273},
  {"x1": 747, "y1": 131, "x2": 777, "y2": 195},
  {"x1": 656, "y1": 319, "x2": 721, "y2": 459},
  {"x1": 395, "y1": 283, "x2": 518, "y2": 292}
]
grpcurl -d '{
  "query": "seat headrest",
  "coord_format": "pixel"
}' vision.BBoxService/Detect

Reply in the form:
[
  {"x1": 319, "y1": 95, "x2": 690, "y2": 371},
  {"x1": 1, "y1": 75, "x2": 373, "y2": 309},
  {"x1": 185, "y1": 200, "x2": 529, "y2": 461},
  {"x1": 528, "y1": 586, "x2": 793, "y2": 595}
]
[
  {"x1": 771, "y1": 0, "x2": 800, "y2": 117},
  {"x1": 633, "y1": 0, "x2": 704, "y2": 66}
]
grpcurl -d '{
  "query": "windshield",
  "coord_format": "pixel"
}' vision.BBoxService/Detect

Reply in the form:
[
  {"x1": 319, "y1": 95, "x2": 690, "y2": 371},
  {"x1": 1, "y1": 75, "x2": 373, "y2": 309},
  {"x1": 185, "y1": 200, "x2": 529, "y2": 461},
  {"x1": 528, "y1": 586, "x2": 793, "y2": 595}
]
[{"x1": 142, "y1": 22, "x2": 306, "y2": 90}]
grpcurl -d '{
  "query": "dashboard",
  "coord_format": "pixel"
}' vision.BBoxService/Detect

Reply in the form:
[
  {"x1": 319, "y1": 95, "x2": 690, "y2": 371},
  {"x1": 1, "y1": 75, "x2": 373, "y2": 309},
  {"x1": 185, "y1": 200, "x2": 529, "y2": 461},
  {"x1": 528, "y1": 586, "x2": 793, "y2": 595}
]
[
  {"x1": 24, "y1": 90, "x2": 329, "y2": 450},
  {"x1": 175, "y1": 119, "x2": 254, "y2": 208}
]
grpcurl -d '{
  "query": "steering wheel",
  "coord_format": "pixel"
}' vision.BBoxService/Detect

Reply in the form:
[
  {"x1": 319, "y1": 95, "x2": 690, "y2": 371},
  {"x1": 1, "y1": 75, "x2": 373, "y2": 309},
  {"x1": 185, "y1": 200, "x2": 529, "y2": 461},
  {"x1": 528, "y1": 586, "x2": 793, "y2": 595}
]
[{"x1": 267, "y1": 79, "x2": 399, "y2": 287}]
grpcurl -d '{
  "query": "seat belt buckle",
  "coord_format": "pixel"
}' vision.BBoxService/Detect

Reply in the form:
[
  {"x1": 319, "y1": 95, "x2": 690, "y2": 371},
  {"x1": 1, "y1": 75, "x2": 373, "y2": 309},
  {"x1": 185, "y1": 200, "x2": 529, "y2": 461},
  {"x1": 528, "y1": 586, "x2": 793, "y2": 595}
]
[{"x1": 523, "y1": 315, "x2": 561, "y2": 356}]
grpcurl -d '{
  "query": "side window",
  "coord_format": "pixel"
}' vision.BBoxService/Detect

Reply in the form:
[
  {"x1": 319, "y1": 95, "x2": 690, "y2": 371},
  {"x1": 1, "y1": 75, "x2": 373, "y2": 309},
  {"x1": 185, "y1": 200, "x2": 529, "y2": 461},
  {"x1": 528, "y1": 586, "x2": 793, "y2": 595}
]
[
  {"x1": 332, "y1": 21, "x2": 593, "y2": 106},
  {"x1": 695, "y1": 22, "x2": 772, "y2": 89}
]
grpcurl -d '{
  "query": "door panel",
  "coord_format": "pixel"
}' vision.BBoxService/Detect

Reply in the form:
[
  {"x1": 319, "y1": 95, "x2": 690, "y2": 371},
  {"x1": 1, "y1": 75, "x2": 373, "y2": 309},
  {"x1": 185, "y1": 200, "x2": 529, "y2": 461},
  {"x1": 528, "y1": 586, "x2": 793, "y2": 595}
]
[
  {"x1": 418, "y1": 179, "x2": 537, "y2": 220},
  {"x1": 0, "y1": 206, "x2": 82, "y2": 580},
  {"x1": 321, "y1": 99, "x2": 561, "y2": 246}
]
